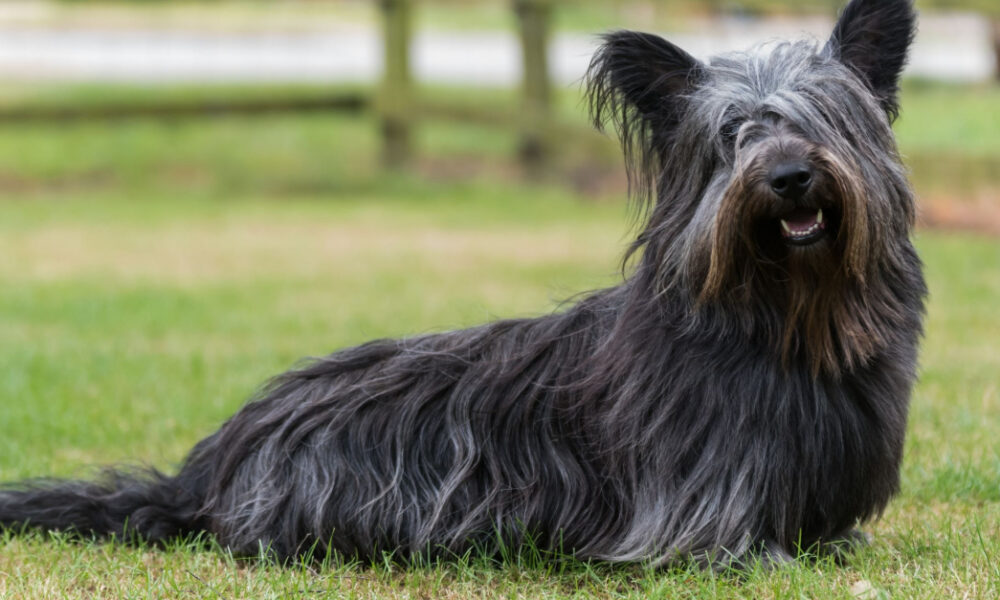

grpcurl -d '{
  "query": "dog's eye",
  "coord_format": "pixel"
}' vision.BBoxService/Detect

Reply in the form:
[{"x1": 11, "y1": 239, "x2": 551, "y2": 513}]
[
  {"x1": 761, "y1": 110, "x2": 782, "y2": 123},
  {"x1": 720, "y1": 120, "x2": 742, "y2": 147}
]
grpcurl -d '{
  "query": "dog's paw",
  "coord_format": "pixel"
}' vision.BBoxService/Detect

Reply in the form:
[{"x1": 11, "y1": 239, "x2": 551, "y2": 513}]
[
  {"x1": 712, "y1": 539, "x2": 795, "y2": 573},
  {"x1": 819, "y1": 529, "x2": 872, "y2": 563}
]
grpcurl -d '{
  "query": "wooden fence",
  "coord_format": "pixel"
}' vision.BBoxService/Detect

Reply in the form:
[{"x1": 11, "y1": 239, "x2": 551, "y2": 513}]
[
  {"x1": 0, "y1": 0, "x2": 560, "y2": 175},
  {"x1": 7, "y1": 1, "x2": 993, "y2": 175},
  {"x1": 378, "y1": 0, "x2": 558, "y2": 174}
]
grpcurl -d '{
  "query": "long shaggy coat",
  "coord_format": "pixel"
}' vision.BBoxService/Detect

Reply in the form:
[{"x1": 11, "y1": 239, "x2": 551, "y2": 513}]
[{"x1": 1, "y1": 0, "x2": 925, "y2": 567}]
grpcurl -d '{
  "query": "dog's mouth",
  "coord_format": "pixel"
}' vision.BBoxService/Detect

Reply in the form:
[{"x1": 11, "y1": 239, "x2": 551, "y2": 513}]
[{"x1": 778, "y1": 207, "x2": 827, "y2": 246}]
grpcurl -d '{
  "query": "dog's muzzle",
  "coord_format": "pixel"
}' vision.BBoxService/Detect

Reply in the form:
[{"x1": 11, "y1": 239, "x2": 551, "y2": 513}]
[{"x1": 766, "y1": 160, "x2": 832, "y2": 247}]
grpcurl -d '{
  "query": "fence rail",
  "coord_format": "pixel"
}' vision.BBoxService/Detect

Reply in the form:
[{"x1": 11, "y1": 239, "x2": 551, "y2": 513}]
[{"x1": 0, "y1": 94, "x2": 367, "y2": 123}]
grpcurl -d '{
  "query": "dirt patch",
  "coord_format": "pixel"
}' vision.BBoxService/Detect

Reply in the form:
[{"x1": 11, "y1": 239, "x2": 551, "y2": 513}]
[
  {"x1": 918, "y1": 189, "x2": 1000, "y2": 236},
  {"x1": 0, "y1": 169, "x2": 116, "y2": 194}
]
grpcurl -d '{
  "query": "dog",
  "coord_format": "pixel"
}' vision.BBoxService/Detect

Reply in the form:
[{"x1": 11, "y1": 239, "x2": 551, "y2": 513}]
[{"x1": 0, "y1": 0, "x2": 925, "y2": 568}]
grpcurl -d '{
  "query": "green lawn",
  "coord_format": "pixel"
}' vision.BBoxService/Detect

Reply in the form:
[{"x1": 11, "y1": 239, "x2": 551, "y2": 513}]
[
  {"x1": 0, "y1": 87, "x2": 998, "y2": 597},
  {"x1": 1, "y1": 192, "x2": 998, "y2": 598}
]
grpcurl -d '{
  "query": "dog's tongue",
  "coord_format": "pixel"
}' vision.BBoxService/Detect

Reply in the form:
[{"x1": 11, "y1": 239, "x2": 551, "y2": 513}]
[{"x1": 780, "y1": 208, "x2": 824, "y2": 237}]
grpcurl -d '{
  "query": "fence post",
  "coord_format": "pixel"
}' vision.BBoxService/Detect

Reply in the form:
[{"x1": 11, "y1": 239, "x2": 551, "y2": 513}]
[
  {"x1": 514, "y1": 0, "x2": 553, "y2": 177},
  {"x1": 380, "y1": 0, "x2": 414, "y2": 168},
  {"x1": 992, "y1": 16, "x2": 1000, "y2": 83}
]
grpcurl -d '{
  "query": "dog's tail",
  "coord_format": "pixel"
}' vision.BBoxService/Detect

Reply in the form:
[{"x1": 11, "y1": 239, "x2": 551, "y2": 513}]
[{"x1": 0, "y1": 467, "x2": 207, "y2": 544}]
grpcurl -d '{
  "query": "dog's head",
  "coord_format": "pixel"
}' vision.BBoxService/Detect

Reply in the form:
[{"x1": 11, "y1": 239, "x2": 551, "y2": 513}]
[{"x1": 587, "y1": 0, "x2": 919, "y2": 374}]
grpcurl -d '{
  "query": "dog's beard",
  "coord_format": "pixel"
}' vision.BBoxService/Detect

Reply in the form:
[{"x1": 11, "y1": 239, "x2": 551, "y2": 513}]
[{"x1": 696, "y1": 144, "x2": 878, "y2": 376}]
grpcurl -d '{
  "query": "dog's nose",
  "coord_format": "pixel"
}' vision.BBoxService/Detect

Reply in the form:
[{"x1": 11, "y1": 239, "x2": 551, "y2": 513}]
[{"x1": 768, "y1": 162, "x2": 813, "y2": 200}]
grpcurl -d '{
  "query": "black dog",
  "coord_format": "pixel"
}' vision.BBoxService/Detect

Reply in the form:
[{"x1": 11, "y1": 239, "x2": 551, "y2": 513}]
[{"x1": 1, "y1": 0, "x2": 925, "y2": 568}]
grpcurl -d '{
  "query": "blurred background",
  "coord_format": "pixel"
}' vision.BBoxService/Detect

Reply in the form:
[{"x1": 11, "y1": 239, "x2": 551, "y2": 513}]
[{"x1": 0, "y1": 0, "x2": 996, "y2": 229}]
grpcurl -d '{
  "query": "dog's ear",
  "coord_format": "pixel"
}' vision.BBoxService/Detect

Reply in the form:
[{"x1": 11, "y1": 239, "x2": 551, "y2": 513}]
[
  {"x1": 825, "y1": 0, "x2": 916, "y2": 120},
  {"x1": 587, "y1": 31, "x2": 702, "y2": 200},
  {"x1": 587, "y1": 31, "x2": 701, "y2": 127}
]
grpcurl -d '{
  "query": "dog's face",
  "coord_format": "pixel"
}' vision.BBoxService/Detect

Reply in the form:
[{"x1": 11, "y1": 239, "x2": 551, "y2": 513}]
[
  {"x1": 691, "y1": 39, "x2": 911, "y2": 302},
  {"x1": 588, "y1": 0, "x2": 918, "y2": 373}
]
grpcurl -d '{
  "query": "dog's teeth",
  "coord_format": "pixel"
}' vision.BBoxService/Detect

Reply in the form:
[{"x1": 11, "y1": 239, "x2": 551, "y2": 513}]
[
  {"x1": 781, "y1": 220, "x2": 791, "y2": 233},
  {"x1": 816, "y1": 209, "x2": 823, "y2": 224}
]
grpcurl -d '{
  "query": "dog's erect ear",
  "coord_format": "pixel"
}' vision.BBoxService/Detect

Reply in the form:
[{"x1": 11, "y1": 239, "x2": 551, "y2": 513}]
[
  {"x1": 586, "y1": 31, "x2": 702, "y2": 200},
  {"x1": 587, "y1": 31, "x2": 701, "y2": 126},
  {"x1": 825, "y1": 0, "x2": 916, "y2": 120}
]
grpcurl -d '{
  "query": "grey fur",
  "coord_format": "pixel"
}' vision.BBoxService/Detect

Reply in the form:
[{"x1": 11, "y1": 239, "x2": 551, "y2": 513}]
[{"x1": 0, "y1": 0, "x2": 925, "y2": 569}]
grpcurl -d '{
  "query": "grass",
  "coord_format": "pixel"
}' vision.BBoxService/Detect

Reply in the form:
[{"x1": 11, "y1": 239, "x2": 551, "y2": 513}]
[
  {"x1": 0, "y1": 190, "x2": 998, "y2": 598},
  {"x1": 0, "y1": 83, "x2": 998, "y2": 597},
  {"x1": 894, "y1": 82, "x2": 1000, "y2": 160},
  {"x1": 0, "y1": 81, "x2": 997, "y2": 195}
]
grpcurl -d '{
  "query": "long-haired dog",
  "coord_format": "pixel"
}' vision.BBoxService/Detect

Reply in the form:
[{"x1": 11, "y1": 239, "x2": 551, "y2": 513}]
[{"x1": 1, "y1": 0, "x2": 925, "y2": 568}]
